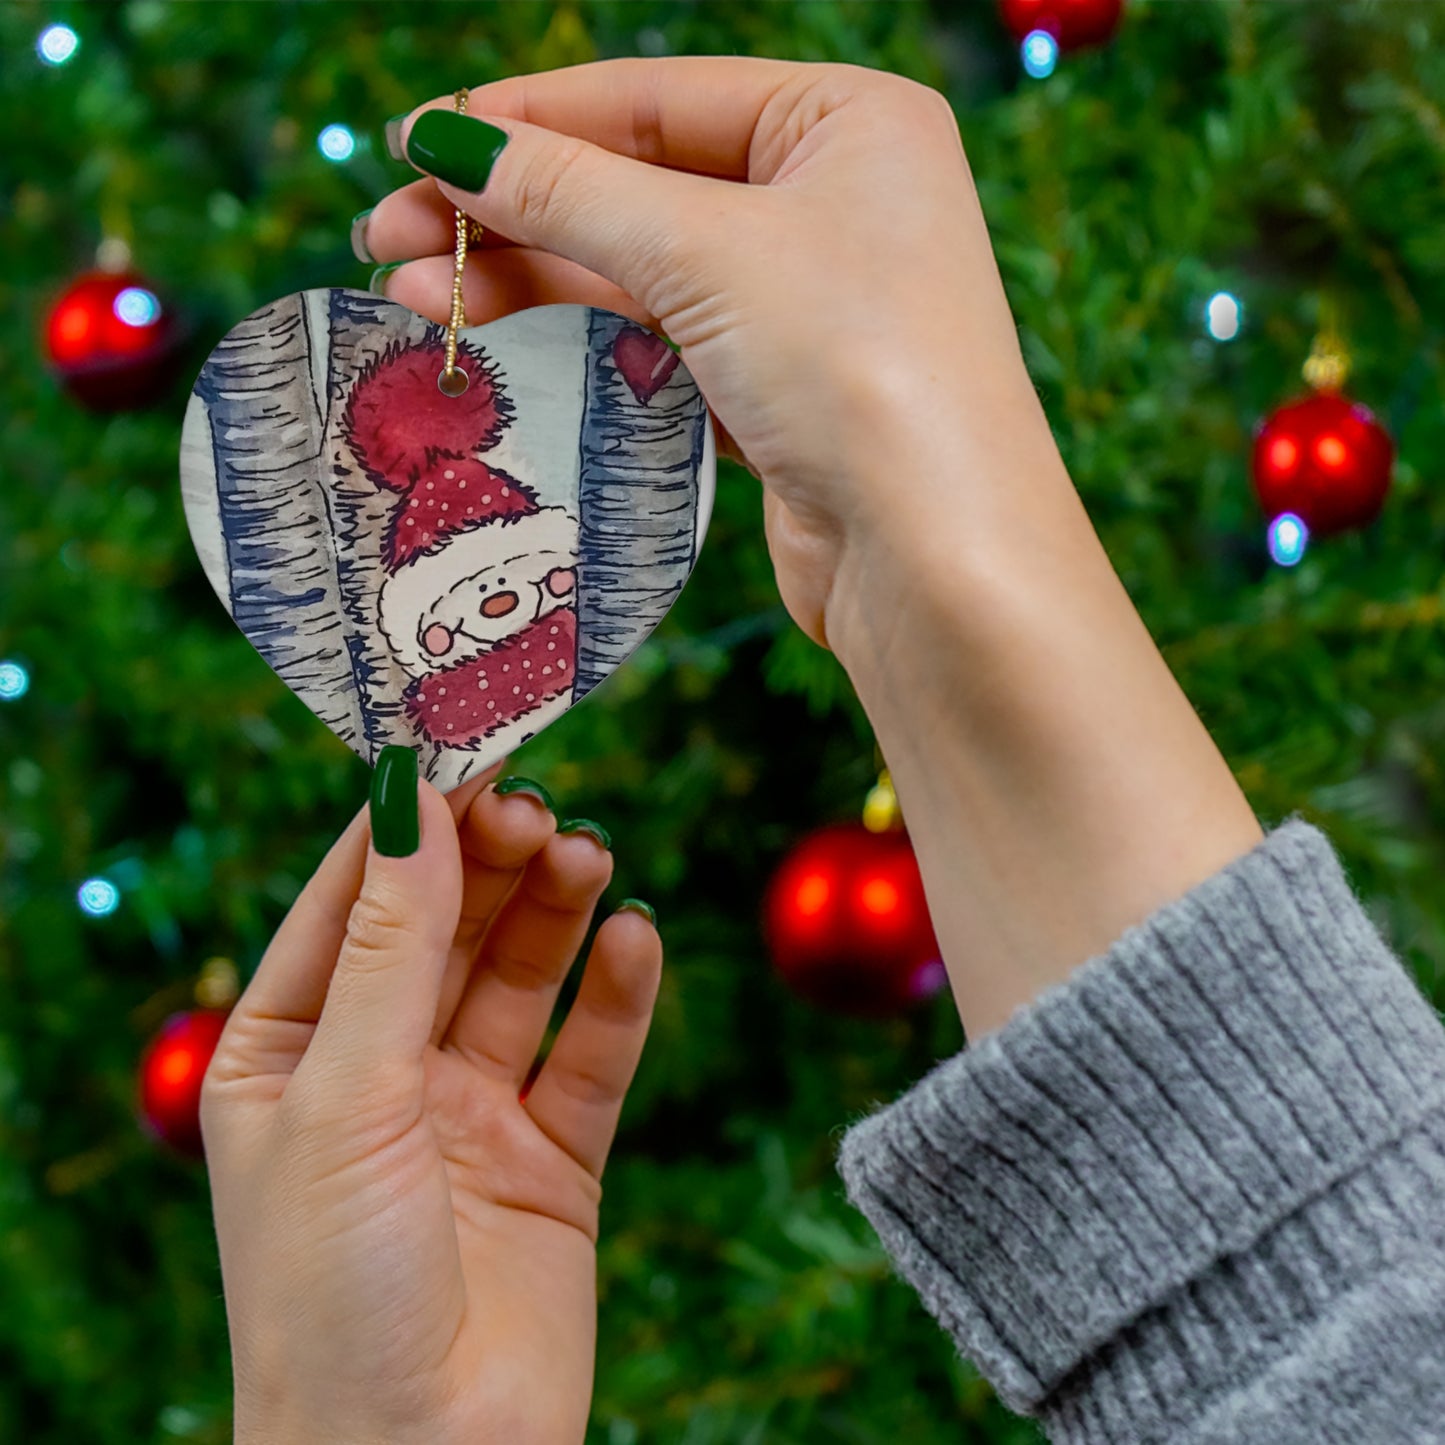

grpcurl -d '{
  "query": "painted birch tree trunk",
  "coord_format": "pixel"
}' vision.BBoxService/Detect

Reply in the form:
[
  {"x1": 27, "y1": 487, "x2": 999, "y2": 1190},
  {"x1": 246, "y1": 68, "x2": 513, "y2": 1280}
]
[
  {"x1": 574, "y1": 313, "x2": 705, "y2": 698},
  {"x1": 320, "y1": 288, "x2": 437, "y2": 763},
  {"x1": 186, "y1": 292, "x2": 364, "y2": 746}
]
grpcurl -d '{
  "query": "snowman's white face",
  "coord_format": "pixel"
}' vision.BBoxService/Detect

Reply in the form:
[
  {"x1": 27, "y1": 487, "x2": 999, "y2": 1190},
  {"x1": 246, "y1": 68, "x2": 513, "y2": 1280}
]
[{"x1": 378, "y1": 506, "x2": 578, "y2": 676}]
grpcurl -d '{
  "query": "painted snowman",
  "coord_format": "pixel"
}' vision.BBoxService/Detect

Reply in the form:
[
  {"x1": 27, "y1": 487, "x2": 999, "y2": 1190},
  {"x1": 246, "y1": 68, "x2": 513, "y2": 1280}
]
[{"x1": 342, "y1": 336, "x2": 581, "y2": 754}]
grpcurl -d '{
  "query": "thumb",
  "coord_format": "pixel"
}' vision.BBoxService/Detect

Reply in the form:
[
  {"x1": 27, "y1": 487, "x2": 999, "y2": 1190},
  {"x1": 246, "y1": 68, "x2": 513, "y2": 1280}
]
[
  {"x1": 304, "y1": 747, "x2": 463, "y2": 1087},
  {"x1": 398, "y1": 105, "x2": 738, "y2": 319}
]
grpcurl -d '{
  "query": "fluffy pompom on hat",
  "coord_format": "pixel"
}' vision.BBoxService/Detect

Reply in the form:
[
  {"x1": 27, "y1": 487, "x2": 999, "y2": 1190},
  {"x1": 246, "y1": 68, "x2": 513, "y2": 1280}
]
[
  {"x1": 341, "y1": 331, "x2": 537, "y2": 570},
  {"x1": 341, "y1": 333, "x2": 514, "y2": 484}
]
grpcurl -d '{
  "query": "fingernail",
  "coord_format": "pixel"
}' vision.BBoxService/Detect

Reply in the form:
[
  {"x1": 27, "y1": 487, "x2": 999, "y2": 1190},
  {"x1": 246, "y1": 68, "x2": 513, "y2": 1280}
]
[
  {"x1": 494, "y1": 775, "x2": 555, "y2": 812},
  {"x1": 558, "y1": 818, "x2": 612, "y2": 850},
  {"x1": 370, "y1": 745, "x2": 419, "y2": 857},
  {"x1": 350, "y1": 208, "x2": 375, "y2": 264},
  {"x1": 369, "y1": 261, "x2": 404, "y2": 297},
  {"x1": 384, "y1": 113, "x2": 409, "y2": 162},
  {"x1": 405, "y1": 110, "x2": 510, "y2": 192},
  {"x1": 617, "y1": 898, "x2": 656, "y2": 926}
]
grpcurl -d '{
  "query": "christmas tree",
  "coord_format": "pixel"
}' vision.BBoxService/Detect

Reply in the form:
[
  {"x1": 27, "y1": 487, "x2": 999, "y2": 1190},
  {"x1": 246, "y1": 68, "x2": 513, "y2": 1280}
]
[{"x1": 3, "y1": 3, "x2": 1444, "y2": 1442}]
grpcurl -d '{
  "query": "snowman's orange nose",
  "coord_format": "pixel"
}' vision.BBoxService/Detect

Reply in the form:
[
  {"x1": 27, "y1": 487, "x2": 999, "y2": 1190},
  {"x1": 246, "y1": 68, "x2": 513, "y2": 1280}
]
[{"x1": 481, "y1": 590, "x2": 519, "y2": 618}]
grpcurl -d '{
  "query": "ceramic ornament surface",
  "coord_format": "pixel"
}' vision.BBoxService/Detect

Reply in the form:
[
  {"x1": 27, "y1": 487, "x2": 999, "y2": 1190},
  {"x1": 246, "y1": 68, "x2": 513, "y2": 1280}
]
[{"x1": 180, "y1": 290, "x2": 714, "y2": 791}]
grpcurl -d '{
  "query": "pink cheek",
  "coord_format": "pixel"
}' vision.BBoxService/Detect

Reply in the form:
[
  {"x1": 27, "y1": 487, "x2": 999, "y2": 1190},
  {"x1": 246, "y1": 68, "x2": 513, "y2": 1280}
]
[
  {"x1": 546, "y1": 567, "x2": 576, "y2": 599},
  {"x1": 422, "y1": 624, "x2": 454, "y2": 657}
]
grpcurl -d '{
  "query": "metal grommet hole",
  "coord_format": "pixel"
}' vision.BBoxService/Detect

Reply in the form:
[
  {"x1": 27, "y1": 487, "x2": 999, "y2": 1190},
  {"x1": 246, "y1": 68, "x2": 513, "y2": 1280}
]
[{"x1": 437, "y1": 366, "x2": 470, "y2": 397}]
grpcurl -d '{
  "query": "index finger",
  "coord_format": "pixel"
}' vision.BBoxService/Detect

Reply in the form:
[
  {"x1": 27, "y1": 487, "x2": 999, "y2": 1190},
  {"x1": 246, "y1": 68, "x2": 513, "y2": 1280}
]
[{"x1": 443, "y1": 55, "x2": 810, "y2": 182}]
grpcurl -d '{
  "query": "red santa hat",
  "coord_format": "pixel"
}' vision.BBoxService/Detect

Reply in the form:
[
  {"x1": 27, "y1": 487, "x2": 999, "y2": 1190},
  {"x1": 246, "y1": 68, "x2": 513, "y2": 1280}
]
[
  {"x1": 340, "y1": 332, "x2": 539, "y2": 569},
  {"x1": 387, "y1": 455, "x2": 540, "y2": 570}
]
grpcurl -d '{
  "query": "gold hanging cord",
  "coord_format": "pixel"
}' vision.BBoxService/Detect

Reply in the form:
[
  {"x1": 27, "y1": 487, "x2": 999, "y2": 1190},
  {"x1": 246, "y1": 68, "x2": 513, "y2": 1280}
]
[
  {"x1": 1302, "y1": 293, "x2": 1350, "y2": 394},
  {"x1": 439, "y1": 88, "x2": 481, "y2": 396}
]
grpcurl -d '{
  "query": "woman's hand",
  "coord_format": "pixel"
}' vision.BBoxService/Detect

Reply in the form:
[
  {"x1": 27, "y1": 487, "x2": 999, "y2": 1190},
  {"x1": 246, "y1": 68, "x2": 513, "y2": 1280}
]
[
  {"x1": 363, "y1": 58, "x2": 1261, "y2": 1041},
  {"x1": 201, "y1": 754, "x2": 661, "y2": 1445},
  {"x1": 361, "y1": 56, "x2": 1040, "y2": 652}
]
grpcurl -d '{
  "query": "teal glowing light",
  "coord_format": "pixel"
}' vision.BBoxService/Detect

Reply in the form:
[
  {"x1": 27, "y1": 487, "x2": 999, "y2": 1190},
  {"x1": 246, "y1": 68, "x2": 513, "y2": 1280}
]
[
  {"x1": 0, "y1": 661, "x2": 29, "y2": 700},
  {"x1": 78, "y1": 878, "x2": 121, "y2": 917},
  {"x1": 318, "y1": 124, "x2": 357, "y2": 162},
  {"x1": 1022, "y1": 30, "x2": 1059, "y2": 79},
  {"x1": 1267, "y1": 512, "x2": 1309, "y2": 567},
  {"x1": 38, "y1": 24, "x2": 79, "y2": 65}
]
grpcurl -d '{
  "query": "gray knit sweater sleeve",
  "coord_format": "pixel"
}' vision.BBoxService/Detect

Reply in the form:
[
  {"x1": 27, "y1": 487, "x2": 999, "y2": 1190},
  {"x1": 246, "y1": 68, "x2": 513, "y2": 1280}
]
[{"x1": 835, "y1": 820, "x2": 1445, "y2": 1443}]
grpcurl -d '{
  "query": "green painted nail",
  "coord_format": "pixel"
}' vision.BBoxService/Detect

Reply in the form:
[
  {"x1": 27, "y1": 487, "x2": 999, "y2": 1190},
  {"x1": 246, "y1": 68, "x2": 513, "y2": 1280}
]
[
  {"x1": 405, "y1": 109, "x2": 510, "y2": 192},
  {"x1": 369, "y1": 261, "x2": 404, "y2": 297},
  {"x1": 384, "y1": 113, "x2": 409, "y2": 162},
  {"x1": 370, "y1": 745, "x2": 419, "y2": 857},
  {"x1": 617, "y1": 898, "x2": 656, "y2": 926},
  {"x1": 350, "y1": 208, "x2": 375, "y2": 265},
  {"x1": 494, "y1": 776, "x2": 555, "y2": 812},
  {"x1": 558, "y1": 818, "x2": 612, "y2": 850}
]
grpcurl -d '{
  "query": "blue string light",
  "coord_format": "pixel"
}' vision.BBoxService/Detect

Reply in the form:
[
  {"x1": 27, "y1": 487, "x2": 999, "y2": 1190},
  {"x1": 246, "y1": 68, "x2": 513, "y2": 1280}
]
[
  {"x1": 114, "y1": 287, "x2": 162, "y2": 327},
  {"x1": 0, "y1": 660, "x2": 28, "y2": 701},
  {"x1": 318, "y1": 124, "x2": 357, "y2": 162},
  {"x1": 37, "y1": 24, "x2": 79, "y2": 66},
  {"x1": 78, "y1": 878, "x2": 121, "y2": 918},
  {"x1": 1021, "y1": 30, "x2": 1059, "y2": 79},
  {"x1": 1267, "y1": 512, "x2": 1309, "y2": 567}
]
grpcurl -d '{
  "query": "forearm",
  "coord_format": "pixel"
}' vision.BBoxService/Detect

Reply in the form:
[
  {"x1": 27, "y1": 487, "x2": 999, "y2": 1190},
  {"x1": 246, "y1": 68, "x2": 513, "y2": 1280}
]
[{"x1": 825, "y1": 384, "x2": 1262, "y2": 1039}]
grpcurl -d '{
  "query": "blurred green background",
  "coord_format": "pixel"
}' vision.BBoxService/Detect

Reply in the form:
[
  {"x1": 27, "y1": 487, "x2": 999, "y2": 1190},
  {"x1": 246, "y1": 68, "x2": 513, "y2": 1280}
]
[{"x1": 2, "y1": 2, "x2": 1444, "y2": 1441}]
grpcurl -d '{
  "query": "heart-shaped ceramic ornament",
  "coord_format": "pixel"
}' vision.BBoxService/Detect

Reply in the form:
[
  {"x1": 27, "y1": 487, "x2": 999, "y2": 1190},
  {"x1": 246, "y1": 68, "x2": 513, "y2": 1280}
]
[{"x1": 180, "y1": 290, "x2": 715, "y2": 791}]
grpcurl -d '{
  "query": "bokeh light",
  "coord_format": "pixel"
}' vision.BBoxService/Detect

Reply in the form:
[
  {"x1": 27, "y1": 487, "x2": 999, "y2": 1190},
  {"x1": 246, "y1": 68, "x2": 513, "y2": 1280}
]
[
  {"x1": 793, "y1": 872, "x2": 831, "y2": 918},
  {"x1": 1267, "y1": 436, "x2": 1299, "y2": 476},
  {"x1": 114, "y1": 287, "x2": 162, "y2": 328},
  {"x1": 1205, "y1": 291, "x2": 1242, "y2": 341},
  {"x1": 859, "y1": 876, "x2": 901, "y2": 918},
  {"x1": 37, "y1": 24, "x2": 79, "y2": 66},
  {"x1": 1021, "y1": 30, "x2": 1059, "y2": 79},
  {"x1": 1267, "y1": 512, "x2": 1309, "y2": 567},
  {"x1": 77, "y1": 878, "x2": 121, "y2": 917},
  {"x1": 317, "y1": 124, "x2": 356, "y2": 162},
  {"x1": 0, "y1": 660, "x2": 29, "y2": 701}
]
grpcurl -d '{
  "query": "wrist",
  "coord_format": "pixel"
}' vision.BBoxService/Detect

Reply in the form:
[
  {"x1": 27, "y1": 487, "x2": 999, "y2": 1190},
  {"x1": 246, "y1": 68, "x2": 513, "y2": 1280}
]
[
  {"x1": 822, "y1": 377, "x2": 1078, "y2": 682},
  {"x1": 822, "y1": 413, "x2": 1261, "y2": 1039}
]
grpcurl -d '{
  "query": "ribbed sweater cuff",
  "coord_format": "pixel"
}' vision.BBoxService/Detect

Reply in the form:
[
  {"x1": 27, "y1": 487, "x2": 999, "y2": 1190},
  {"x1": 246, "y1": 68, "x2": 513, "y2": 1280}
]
[{"x1": 835, "y1": 820, "x2": 1445, "y2": 1427}]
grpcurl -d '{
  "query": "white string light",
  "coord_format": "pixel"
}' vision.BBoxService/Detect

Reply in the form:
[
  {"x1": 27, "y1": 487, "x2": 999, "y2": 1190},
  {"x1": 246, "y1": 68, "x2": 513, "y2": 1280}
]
[
  {"x1": 317, "y1": 124, "x2": 356, "y2": 162},
  {"x1": 37, "y1": 24, "x2": 79, "y2": 66},
  {"x1": 78, "y1": 878, "x2": 121, "y2": 918},
  {"x1": 1267, "y1": 512, "x2": 1309, "y2": 567},
  {"x1": 1022, "y1": 30, "x2": 1059, "y2": 79},
  {"x1": 1205, "y1": 291, "x2": 1243, "y2": 342}
]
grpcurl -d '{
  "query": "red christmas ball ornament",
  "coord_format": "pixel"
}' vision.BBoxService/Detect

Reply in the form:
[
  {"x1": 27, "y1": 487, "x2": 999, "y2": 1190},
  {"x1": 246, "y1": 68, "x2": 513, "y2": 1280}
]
[
  {"x1": 44, "y1": 269, "x2": 181, "y2": 410},
  {"x1": 1251, "y1": 392, "x2": 1394, "y2": 537},
  {"x1": 998, "y1": 0, "x2": 1124, "y2": 50},
  {"x1": 764, "y1": 822, "x2": 945, "y2": 1017},
  {"x1": 137, "y1": 1008, "x2": 230, "y2": 1157}
]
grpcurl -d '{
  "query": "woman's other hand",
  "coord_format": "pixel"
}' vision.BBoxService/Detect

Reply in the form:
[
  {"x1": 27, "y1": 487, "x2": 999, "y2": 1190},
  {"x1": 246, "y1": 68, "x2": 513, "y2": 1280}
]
[{"x1": 202, "y1": 754, "x2": 660, "y2": 1445}]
